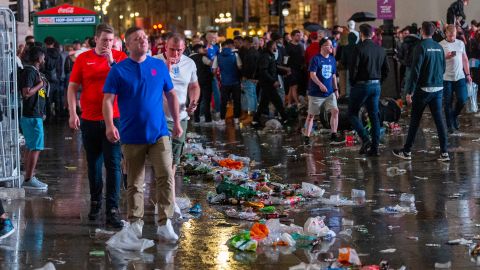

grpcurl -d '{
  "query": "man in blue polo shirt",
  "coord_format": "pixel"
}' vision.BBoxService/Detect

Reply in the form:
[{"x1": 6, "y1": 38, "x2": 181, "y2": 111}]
[
  {"x1": 103, "y1": 27, "x2": 182, "y2": 242},
  {"x1": 303, "y1": 38, "x2": 344, "y2": 145}
]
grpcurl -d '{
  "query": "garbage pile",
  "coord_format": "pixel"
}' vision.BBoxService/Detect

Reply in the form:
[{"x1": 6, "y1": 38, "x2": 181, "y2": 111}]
[{"x1": 178, "y1": 133, "x2": 414, "y2": 269}]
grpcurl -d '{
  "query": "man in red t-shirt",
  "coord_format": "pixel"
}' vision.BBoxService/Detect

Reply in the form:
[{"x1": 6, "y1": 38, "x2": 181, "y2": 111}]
[
  {"x1": 67, "y1": 23, "x2": 127, "y2": 228},
  {"x1": 305, "y1": 31, "x2": 321, "y2": 69}
]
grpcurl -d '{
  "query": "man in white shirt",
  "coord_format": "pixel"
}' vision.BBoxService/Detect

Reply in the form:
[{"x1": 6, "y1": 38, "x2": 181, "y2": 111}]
[
  {"x1": 440, "y1": 24, "x2": 472, "y2": 133},
  {"x1": 154, "y1": 34, "x2": 200, "y2": 217}
]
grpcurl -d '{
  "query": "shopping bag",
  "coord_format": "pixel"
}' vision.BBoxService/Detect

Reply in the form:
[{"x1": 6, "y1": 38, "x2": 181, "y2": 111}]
[{"x1": 466, "y1": 82, "x2": 478, "y2": 113}]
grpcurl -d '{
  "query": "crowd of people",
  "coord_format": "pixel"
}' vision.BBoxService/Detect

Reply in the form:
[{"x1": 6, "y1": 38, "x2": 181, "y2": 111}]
[{"x1": 1, "y1": 0, "x2": 479, "y2": 241}]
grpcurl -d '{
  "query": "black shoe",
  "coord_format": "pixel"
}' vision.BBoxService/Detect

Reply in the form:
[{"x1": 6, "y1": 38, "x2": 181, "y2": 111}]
[
  {"x1": 330, "y1": 133, "x2": 346, "y2": 145},
  {"x1": 359, "y1": 140, "x2": 372, "y2": 155},
  {"x1": 304, "y1": 136, "x2": 310, "y2": 145},
  {"x1": 88, "y1": 201, "x2": 102, "y2": 221},
  {"x1": 366, "y1": 148, "x2": 380, "y2": 157},
  {"x1": 252, "y1": 121, "x2": 262, "y2": 129},
  {"x1": 106, "y1": 208, "x2": 124, "y2": 228},
  {"x1": 448, "y1": 128, "x2": 455, "y2": 134}
]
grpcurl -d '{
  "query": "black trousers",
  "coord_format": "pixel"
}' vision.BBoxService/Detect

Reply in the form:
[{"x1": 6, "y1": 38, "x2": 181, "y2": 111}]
[
  {"x1": 254, "y1": 85, "x2": 287, "y2": 122},
  {"x1": 194, "y1": 81, "x2": 213, "y2": 122},
  {"x1": 220, "y1": 84, "x2": 241, "y2": 119}
]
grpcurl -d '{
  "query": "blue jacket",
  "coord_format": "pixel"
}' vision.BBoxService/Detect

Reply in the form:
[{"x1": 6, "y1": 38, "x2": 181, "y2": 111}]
[{"x1": 217, "y1": 48, "x2": 240, "y2": 86}]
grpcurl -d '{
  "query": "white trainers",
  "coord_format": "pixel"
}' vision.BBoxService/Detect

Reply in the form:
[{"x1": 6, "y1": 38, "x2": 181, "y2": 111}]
[
  {"x1": 234, "y1": 118, "x2": 240, "y2": 125},
  {"x1": 22, "y1": 176, "x2": 48, "y2": 190},
  {"x1": 157, "y1": 219, "x2": 178, "y2": 242}
]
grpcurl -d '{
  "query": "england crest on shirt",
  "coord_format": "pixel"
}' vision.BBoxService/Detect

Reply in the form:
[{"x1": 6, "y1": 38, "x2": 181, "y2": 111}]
[{"x1": 322, "y1": 64, "x2": 332, "y2": 79}]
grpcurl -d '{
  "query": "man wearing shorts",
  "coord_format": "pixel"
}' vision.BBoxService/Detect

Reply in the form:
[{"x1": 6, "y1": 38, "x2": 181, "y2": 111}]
[
  {"x1": 285, "y1": 30, "x2": 305, "y2": 108},
  {"x1": 20, "y1": 46, "x2": 48, "y2": 190},
  {"x1": 304, "y1": 38, "x2": 344, "y2": 145},
  {"x1": 155, "y1": 34, "x2": 200, "y2": 217}
]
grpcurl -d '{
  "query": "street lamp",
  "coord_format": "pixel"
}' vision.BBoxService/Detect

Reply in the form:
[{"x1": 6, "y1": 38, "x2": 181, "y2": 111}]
[
  {"x1": 134, "y1": 12, "x2": 139, "y2": 17},
  {"x1": 130, "y1": 13, "x2": 134, "y2": 18},
  {"x1": 281, "y1": 8, "x2": 289, "y2": 16},
  {"x1": 119, "y1": 15, "x2": 123, "y2": 19},
  {"x1": 215, "y1": 12, "x2": 232, "y2": 25}
]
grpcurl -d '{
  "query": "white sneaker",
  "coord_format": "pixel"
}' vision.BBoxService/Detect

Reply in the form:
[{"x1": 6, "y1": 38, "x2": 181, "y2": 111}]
[
  {"x1": 234, "y1": 118, "x2": 240, "y2": 125},
  {"x1": 157, "y1": 219, "x2": 178, "y2": 242},
  {"x1": 22, "y1": 176, "x2": 48, "y2": 190},
  {"x1": 215, "y1": 120, "x2": 226, "y2": 126}
]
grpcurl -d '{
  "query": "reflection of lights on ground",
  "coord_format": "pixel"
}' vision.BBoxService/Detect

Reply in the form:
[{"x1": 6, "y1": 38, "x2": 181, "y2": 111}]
[
  {"x1": 183, "y1": 220, "x2": 192, "y2": 229},
  {"x1": 216, "y1": 248, "x2": 230, "y2": 268}
]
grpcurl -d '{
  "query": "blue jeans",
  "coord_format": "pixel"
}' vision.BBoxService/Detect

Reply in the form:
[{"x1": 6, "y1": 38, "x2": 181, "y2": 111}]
[
  {"x1": 80, "y1": 118, "x2": 122, "y2": 211},
  {"x1": 348, "y1": 82, "x2": 381, "y2": 149},
  {"x1": 404, "y1": 89, "x2": 448, "y2": 153},
  {"x1": 443, "y1": 79, "x2": 467, "y2": 130},
  {"x1": 241, "y1": 79, "x2": 257, "y2": 112}
]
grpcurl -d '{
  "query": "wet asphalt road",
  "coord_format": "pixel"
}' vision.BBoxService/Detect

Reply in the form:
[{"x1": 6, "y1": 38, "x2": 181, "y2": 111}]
[{"x1": 3, "y1": 112, "x2": 480, "y2": 269}]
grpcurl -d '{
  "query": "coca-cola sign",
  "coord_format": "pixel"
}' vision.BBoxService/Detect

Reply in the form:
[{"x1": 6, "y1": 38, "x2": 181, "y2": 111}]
[{"x1": 58, "y1": 7, "x2": 74, "y2": 14}]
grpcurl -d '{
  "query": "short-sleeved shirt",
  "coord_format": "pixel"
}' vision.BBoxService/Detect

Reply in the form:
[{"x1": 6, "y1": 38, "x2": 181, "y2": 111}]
[
  {"x1": 286, "y1": 42, "x2": 305, "y2": 71},
  {"x1": 308, "y1": 54, "x2": 337, "y2": 97},
  {"x1": 69, "y1": 49, "x2": 127, "y2": 121},
  {"x1": 154, "y1": 54, "x2": 198, "y2": 121},
  {"x1": 103, "y1": 56, "x2": 174, "y2": 144},
  {"x1": 20, "y1": 65, "x2": 46, "y2": 118},
  {"x1": 439, "y1": 39, "x2": 466, "y2": 81}
]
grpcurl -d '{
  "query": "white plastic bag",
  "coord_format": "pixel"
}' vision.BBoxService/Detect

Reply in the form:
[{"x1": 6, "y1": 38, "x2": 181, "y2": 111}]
[
  {"x1": 467, "y1": 82, "x2": 478, "y2": 113},
  {"x1": 106, "y1": 220, "x2": 155, "y2": 252},
  {"x1": 176, "y1": 197, "x2": 191, "y2": 210},
  {"x1": 34, "y1": 262, "x2": 56, "y2": 270},
  {"x1": 280, "y1": 233, "x2": 296, "y2": 246},
  {"x1": 298, "y1": 182, "x2": 325, "y2": 198},
  {"x1": 264, "y1": 119, "x2": 283, "y2": 130},
  {"x1": 304, "y1": 216, "x2": 330, "y2": 237}
]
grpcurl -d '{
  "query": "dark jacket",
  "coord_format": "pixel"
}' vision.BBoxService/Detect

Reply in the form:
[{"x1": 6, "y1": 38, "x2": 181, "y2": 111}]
[
  {"x1": 43, "y1": 47, "x2": 62, "y2": 84},
  {"x1": 258, "y1": 50, "x2": 278, "y2": 88},
  {"x1": 190, "y1": 52, "x2": 213, "y2": 86},
  {"x1": 241, "y1": 47, "x2": 260, "y2": 79},
  {"x1": 341, "y1": 33, "x2": 358, "y2": 70},
  {"x1": 447, "y1": 0, "x2": 465, "y2": 24},
  {"x1": 350, "y1": 39, "x2": 389, "y2": 84},
  {"x1": 398, "y1": 34, "x2": 421, "y2": 67},
  {"x1": 217, "y1": 47, "x2": 241, "y2": 86},
  {"x1": 409, "y1": 38, "x2": 446, "y2": 94}
]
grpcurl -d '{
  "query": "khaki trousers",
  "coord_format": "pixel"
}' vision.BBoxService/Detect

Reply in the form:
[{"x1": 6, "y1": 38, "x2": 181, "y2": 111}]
[{"x1": 121, "y1": 136, "x2": 174, "y2": 225}]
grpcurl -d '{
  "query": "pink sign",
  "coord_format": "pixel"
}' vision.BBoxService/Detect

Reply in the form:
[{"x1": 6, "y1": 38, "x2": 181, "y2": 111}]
[{"x1": 377, "y1": 0, "x2": 395, "y2": 20}]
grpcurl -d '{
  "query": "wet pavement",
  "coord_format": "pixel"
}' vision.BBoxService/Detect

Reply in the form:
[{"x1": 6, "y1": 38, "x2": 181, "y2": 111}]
[{"x1": 3, "y1": 112, "x2": 480, "y2": 269}]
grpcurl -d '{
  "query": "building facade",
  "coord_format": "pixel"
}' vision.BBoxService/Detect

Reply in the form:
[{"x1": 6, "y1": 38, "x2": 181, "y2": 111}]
[{"x1": 2, "y1": 0, "x2": 480, "y2": 44}]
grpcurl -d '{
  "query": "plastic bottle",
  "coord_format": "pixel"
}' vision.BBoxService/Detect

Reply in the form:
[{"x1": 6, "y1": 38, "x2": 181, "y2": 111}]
[
  {"x1": 400, "y1": 193, "x2": 415, "y2": 203},
  {"x1": 351, "y1": 189, "x2": 366, "y2": 198}
]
